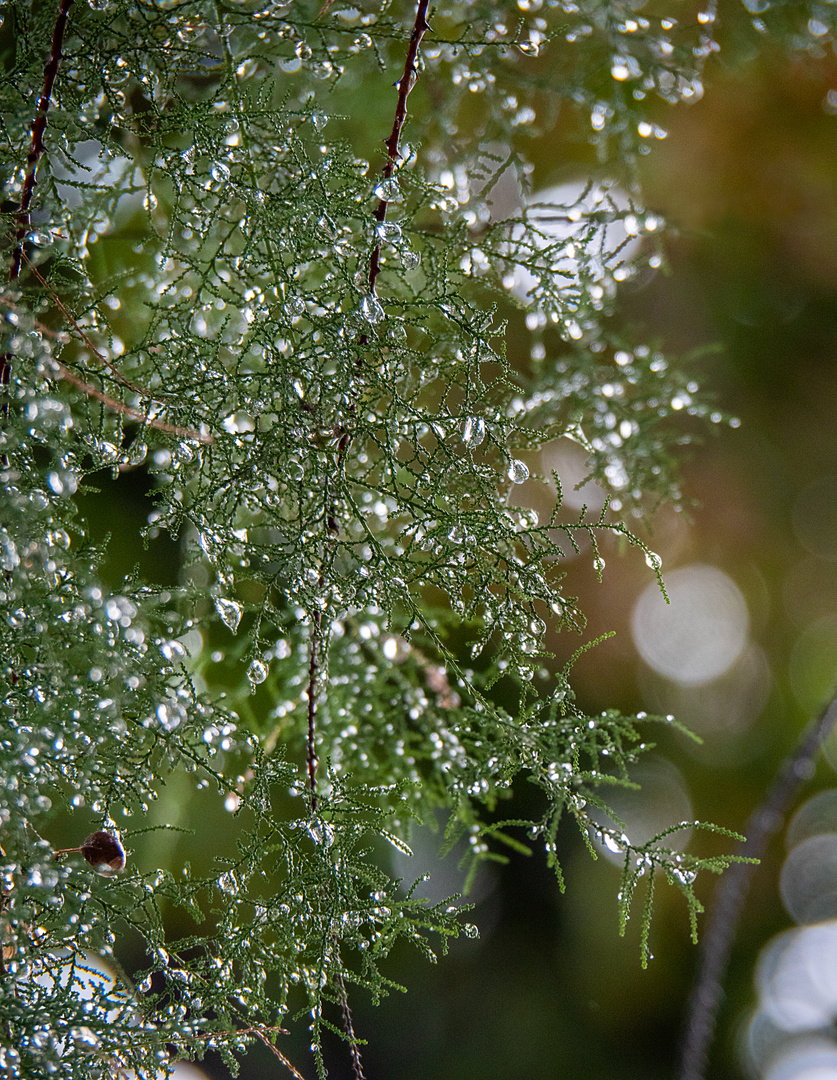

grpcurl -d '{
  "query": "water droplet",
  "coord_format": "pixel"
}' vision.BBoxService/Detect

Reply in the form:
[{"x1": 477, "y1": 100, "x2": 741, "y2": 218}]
[
  {"x1": 375, "y1": 222, "x2": 402, "y2": 242},
  {"x1": 399, "y1": 247, "x2": 421, "y2": 271},
  {"x1": 645, "y1": 551, "x2": 662, "y2": 570},
  {"x1": 311, "y1": 111, "x2": 328, "y2": 130},
  {"x1": 462, "y1": 417, "x2": 486, "y2": 447},
  {"x1": 284, "y1": 295, "x2": 306, "y2": 317},
  {"x1": 247, "y1": 659, "x2": 268, "y2": 686},
  {"x1": 507, "y1": 459, "x2": 529, "y2": 484},
  {"x1": 374, "y1": 177, "x2": 402, "y2": 202},
  {"x1": 127, "y1": 441, "x2": 147, "y2": 465},
  {"x1": 308, "y1": 822, "x2": 335, "y2": 847},
  {"x1": 156, "y1": 702, "x2": 184, "y2": 732},
  {"x1": 593, "y1": 555, "x2": 606, "y2": 574},
  {"x1": 210, "y1": 162, "x2": 231, "y2": 187},
  {"x1": 1, "y1": 533, "x2": 19, "y2": 571},
  {"x1": 360, "y1": 295, "x2": 385, "y2": 324},
  {"x1": 217, "y1": 872, "x2": 236, "y2": 894},
  {"x1": 215, "y1": 598, "x2": 243, "y2": 633},
  {"x1": 517, "y1": 39, "x2": 540, "y2": 55},
  {"x1": 315, "y1": 215, "x2": 336, "y2": 241}
]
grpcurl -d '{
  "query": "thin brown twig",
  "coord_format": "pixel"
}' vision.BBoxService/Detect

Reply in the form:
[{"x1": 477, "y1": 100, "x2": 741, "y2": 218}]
[
  {"x1": 50, "y1": 358, "x2": 214, "y2": 443},
  {"x1": 368, "y1": 0, "x2": 431, "y2": 297},
  {"x1": 20, "y1": 254, "x2": 160, "y2": 400},
  {"x1": 9, "y1": 0, "x2": 74, "y2": 284},
  {"x1": 336, "y1": 965, "x2": 366, "y2": 1080},
  {"x1": 168, "y1": 1024, "x2": 305, "y2": 1080},
  {"x1": 677, "y1": 687, "x2": 837, "y2": 1080},
  {"x1": 247, "y1": 1026, "x2": 309, "y2": 1080},
  {"x1": 1, "y1": 0, "x2": 74, "y2": 438},
  {"x1": 303, "y1": 2, "x2": 432, "y2": 815},
  {"x1": 4, "y1": 262, "x2": 213, "y2": 444}
]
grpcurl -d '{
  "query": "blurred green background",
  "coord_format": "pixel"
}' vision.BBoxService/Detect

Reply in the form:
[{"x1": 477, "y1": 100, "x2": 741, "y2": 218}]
[{"x1": 67, "y1": 17, "x2": 837, "y2": 1080}]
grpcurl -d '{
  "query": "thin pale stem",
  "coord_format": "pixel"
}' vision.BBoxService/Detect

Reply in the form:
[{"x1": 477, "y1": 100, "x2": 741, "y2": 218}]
[
  {"x1": 306, "y1": 612, "x2": 321, "y2": 814},
  {"x1": 336, "y1": 966, "x2": 365, "y2": 1080},
  {"x1": 678, "y1": 687, "x2": 837, "y2": 1080}
]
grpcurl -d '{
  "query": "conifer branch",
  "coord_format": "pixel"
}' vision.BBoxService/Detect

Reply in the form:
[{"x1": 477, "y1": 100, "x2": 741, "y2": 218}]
[
  {"x1": 678, "y1": 687, "x2": 837, "y2": 1080},
  {"x1": 306, "y1": 0, "x2": 432, "y2": 813}
]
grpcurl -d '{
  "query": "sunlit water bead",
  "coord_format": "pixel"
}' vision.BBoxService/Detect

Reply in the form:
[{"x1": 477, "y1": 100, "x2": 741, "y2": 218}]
[
  {"x1": 399, "y1": 246, "x2": 421, "y2": 271},
  {"x1": 516, "y1": 37, "x2": 540, "y2": 55},
  {"x1": 284, "y1": 294, "x2": 306, "y2": 318},
  {"x1": 645, "y1": 550, "x2": 662, "y2": 571},
  {"x1": 374, "y1": 177, "x2": 402, "y2": 202},
  {"x1": 214, "y1": 597, "x2": 243, "y2": 633},
  {"x1": 210, "y1": 162, "x2": 231, "y2": 188},
  {"x1": 359, "y1": 295, "x2": 385, "y2": 325},
  {"x1": 507, "y1": 459, "x2": 529, "y2": 484},
  {"x1": 375, "y1": 221, "x2": 401, "y2": 244},
  {"x1": 126, "y1": 440, "x2": 147, "y2": 466},
  {"x1": 247, "y1": 658, "x2": 268, "y2": 687},
  {"x1": 156, "y1": 701, "x2": 186, "y2": 732},
  {"x1": 462, "y1": 416, "x2": 486, "y2": 447}
]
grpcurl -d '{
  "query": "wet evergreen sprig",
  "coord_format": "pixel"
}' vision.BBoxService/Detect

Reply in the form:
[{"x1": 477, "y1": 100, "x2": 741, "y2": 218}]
[{"x1": 3, "y1": 0, "x2": 820, "y2": 1075}]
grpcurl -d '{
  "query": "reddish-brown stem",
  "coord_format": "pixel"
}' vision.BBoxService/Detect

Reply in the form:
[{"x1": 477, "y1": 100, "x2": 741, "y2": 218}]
[
  {"x1": 22, "y1": 255, "x2": 155, "y2": 399},
  {"x1": 2, "y1": 0, "x2": 74, "y2": 437},
  {"x1": 9, "y1": 0, "x2": 74, "y2": 286},
  {"x1": 368, "y1": 0, "x2": 430, "y2": 296}
]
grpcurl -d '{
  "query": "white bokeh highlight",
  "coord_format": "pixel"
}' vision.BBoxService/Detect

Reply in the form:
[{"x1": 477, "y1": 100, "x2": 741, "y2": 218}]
[{"x1": 631, "y1": 563, "x2": 749, "y2": 685}]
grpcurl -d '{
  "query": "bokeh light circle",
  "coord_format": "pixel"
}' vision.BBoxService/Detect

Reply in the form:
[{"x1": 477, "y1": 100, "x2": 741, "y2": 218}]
[
  {"x1": 631, "y1": 563, "x2": 749, "y2": 685},
  {"x1": 787, "y1": 792, "x2": 837, "y2": 851},
  {"x1": 757, "y1": 923, "x2": 837, "y2": 1032},
  {"x1": 781, "y1": 835, "x2": 837, "y2": 925}
]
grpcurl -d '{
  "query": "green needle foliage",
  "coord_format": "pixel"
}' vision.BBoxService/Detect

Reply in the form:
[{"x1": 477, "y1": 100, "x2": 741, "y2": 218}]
[{"x1": 0, "y1": 0, "x2": 820, "y2": 1076}]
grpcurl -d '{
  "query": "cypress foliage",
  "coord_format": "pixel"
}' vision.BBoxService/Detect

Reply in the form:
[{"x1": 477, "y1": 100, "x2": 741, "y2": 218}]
[{"x1": 0, "y1": 1, "x2": 821, "y2": 1076}]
